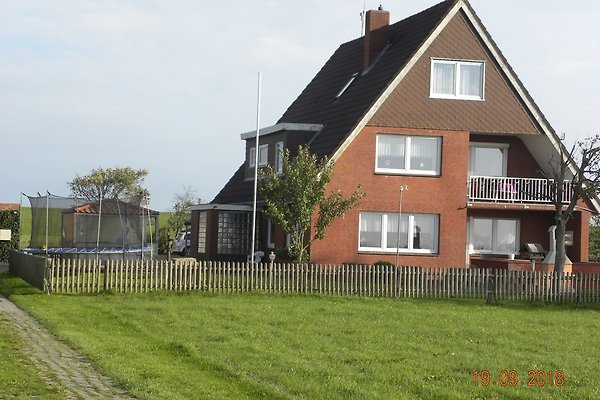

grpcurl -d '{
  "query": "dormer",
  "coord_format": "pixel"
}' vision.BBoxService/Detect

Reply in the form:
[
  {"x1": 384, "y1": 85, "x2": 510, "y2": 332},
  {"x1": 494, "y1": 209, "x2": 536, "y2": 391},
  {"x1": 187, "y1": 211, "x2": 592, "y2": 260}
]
[{"x1": 241, "y1": 123, "x2": 323, "y2": 179}]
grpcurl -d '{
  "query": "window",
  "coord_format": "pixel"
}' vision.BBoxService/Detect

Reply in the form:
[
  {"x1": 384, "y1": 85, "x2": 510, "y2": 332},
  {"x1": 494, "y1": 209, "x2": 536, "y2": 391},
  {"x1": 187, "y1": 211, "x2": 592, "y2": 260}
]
[
  {"x1": 430, "y1": 59, "x2": 484, "y2": 100},
  {"x1": 275, "y1": 141, "x2": 284, "y2": 174},
  {"x1": 267, "y1": 219, "x2": 275, "y2": 249},
  {"x1": 469, "y1": 143, "x2": 508, "y2": 177},
  {"x1": 249, "y1": 144, "x2": 268, "y2": 168},
  {"x1": 217, "y1": 211, "x2": 250, "y2": 254},
  {"x1": 376, "y1": 135, "x2": 441, "y2": 175},
  {"x1": 359, "y1": 212, "x2": 439, "y2": 254},
  {"x1": 469, "y1": 217, "x2": 518, "y2": 255},
  {"x1": 336, "y1": 73, "x2": 358, "y2": 98},
  {"x1": 197, "y1": 211, "x2": 207, "y2": 254}
]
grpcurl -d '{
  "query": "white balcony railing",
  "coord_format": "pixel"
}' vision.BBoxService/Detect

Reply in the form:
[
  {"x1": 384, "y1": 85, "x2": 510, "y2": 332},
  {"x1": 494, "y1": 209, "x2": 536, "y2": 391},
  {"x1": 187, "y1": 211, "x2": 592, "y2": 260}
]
[{"x1": 468, "y1": 176, "x2": 572, "y2": 204}]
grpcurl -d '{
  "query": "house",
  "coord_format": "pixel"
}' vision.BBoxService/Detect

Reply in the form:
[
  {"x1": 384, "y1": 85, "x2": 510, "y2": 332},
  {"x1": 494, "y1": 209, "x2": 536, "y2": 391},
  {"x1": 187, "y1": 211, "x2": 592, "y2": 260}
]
[{"x1": 190, "y1": 0, "x2": 600, "y2": 268}]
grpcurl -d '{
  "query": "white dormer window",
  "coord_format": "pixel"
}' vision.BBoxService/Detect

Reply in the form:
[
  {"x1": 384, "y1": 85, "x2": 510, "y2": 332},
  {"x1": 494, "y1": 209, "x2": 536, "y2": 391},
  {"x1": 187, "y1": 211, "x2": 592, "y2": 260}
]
[
  {"x1": 430, "y1": 59, "x2": 484, "y2": 100},
  {"x1": 249, "y1": 144, "x2": 268, "y2": 168},
  {"x1": 275, "y1": 141, "x2": 284, "y2": 174}
]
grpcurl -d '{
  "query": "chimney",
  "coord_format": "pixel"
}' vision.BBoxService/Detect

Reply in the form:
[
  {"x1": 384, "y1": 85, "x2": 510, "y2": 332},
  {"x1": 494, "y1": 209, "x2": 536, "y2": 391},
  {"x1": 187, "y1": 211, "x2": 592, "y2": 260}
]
[{"x1": 363, "y1": 6, "x2": 390, "y2": 70}]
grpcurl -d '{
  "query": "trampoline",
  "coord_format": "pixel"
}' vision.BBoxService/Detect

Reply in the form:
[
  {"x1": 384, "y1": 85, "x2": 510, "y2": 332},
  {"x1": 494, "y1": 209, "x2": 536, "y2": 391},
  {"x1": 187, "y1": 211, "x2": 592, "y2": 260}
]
[{"x1": 23, "y1": 193, "x2": 159, "y2": 261}]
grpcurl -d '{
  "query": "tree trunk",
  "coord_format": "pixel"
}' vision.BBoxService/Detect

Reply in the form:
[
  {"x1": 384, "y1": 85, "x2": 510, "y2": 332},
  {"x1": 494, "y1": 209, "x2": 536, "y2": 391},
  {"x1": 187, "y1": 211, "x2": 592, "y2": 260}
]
[{"x1": 554, "y1": 219, "x2": 567, "y2": 274}]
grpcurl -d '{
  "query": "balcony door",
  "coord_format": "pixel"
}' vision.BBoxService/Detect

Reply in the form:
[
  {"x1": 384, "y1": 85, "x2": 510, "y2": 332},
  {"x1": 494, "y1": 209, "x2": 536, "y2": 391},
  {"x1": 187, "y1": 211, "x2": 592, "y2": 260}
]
[{"x1": 469, "y1": 143, "x2": 508, "y2": 177}]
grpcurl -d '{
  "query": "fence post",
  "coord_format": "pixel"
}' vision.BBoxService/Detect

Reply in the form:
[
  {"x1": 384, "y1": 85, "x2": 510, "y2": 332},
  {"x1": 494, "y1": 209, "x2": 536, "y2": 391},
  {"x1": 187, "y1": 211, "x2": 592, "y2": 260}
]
[{"x1": 486, "y1": 269, "x2": 496, "y2": 304}]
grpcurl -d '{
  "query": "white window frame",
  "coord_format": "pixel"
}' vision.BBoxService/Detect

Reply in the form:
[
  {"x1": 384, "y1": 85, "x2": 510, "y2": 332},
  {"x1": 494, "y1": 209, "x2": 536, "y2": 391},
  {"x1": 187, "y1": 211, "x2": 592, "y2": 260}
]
[
  {"x1": 375, "y1": 134, "x2": 441, "y2": 176},
  {"x1": 468, "y1": 217, "x2": 519, "y2": 255},
  {"x1": 275, "y1": 141, "x2": 284, "y2": 174},
  {"x1": 358, "y1": 212, "x2": 439, "y2": 254},
  {"x1": 468, "y1": 142, "x2": 508, "y2": 177},
  {"x1": 430, "y1": 59, "x2": 485, "y2": 101},
  {"x1": 249, "y1": 144, "x2": 269, "y2": 168}
]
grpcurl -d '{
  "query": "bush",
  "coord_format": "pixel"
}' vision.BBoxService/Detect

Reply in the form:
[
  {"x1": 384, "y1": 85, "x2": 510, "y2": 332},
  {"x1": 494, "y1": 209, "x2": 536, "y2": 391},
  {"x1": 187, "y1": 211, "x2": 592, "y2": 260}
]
[
  {"x1": 158, "y1": 226, "x2": 172, "y2": 255},
  {"x1": 0, "y1": 209, "x2": 20, "y2": 262},
  {"x1": 373, "y1": 260, "x2": 393, "y2": 267}
]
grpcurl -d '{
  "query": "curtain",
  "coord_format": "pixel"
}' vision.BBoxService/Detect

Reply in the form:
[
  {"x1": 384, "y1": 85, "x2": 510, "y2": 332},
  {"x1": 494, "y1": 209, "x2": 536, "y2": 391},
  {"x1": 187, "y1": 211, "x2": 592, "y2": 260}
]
[
  {"x1": 377, "y1": 135, "x2": 405, "y2": 169},
  {"x1": 386, "y1": 214, "x2": 408, "y2": 249},
  {"x1": 411, "y1": 137, "x2": 438, "y2": 172},
  {"x1": 459, "y1": 64, "x2": 482, "y2": 97},
  {"x1": 360, "y1": 213, "x2": 382, "y2": 248},
  {"x1": 432, "y1": 63, "x2": 456, "y2": 95}
]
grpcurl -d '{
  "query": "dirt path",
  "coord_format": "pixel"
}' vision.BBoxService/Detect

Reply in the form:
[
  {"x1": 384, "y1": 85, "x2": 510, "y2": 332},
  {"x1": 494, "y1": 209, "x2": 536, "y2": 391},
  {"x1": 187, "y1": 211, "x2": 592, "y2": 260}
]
[{"x1": 0, "y1": 294, "x2": 135, "y2": 399}]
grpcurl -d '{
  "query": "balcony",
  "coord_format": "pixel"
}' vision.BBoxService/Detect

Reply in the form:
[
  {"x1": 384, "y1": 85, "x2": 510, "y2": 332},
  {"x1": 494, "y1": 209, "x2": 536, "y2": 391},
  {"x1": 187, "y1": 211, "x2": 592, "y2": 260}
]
[{"x1": 468, "y1": 176, "x2": 572, "y2": 205}]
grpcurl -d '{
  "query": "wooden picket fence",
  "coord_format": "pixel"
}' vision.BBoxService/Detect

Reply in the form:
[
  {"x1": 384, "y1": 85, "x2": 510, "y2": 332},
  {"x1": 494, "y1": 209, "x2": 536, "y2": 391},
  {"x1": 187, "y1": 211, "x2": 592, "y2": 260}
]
[{"x1": 43, "y1": 258, "x2": 600, "y2": 303}]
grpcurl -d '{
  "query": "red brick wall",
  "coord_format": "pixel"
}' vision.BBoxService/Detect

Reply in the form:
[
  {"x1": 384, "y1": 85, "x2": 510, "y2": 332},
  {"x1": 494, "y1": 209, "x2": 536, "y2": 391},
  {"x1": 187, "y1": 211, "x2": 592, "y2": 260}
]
[{"x1": 310, "y1": 126, "x2": 470, "y2": 267}]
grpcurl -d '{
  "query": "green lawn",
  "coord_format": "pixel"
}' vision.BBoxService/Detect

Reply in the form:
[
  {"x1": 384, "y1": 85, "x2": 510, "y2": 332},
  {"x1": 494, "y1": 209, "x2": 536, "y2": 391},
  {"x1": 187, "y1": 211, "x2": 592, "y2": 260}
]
[{"x1": 1, "y1": 273, "x2": 600, "y2": 399}]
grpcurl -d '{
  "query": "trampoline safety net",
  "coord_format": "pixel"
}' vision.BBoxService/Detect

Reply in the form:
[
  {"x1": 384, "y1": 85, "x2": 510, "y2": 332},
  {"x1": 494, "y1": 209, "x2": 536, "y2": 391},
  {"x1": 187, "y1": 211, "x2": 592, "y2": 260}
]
[{"x1": 25, "y1": 193, "x2": 157, "y2": 253}]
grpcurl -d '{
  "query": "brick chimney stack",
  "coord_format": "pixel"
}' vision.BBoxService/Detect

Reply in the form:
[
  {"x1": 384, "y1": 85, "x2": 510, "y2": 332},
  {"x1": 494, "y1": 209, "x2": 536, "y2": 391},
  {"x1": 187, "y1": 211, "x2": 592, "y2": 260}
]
[{"x1": 363, "y1": 6, "x2": 390, "y2": 70}]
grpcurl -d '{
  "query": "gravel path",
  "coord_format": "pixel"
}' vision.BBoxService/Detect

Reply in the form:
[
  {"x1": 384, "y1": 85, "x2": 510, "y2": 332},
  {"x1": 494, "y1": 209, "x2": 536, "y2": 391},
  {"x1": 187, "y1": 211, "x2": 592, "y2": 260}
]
[{"x1": 0, "y1": 294, "x2": 135, "y2": 399}]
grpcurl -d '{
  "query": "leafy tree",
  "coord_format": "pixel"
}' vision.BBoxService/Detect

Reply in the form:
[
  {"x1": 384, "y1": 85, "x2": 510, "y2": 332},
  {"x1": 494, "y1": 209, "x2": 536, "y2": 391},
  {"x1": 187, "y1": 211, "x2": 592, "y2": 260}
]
[
  {"x1": 68, "y1": 167, "x2": 149, "y2": 202},
  {"x1": 542, "y1": 135, "x2": 600, "y2": 272},
  {"x1": 259, "y1": 146, "x2": 365, "y2": 263}
]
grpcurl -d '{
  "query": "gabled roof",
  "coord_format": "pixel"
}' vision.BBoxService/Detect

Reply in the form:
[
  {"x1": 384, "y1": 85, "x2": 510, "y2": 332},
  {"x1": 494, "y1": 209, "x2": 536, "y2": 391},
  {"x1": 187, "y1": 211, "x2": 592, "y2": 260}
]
[
  {"x1": 213, "y1": 0, "x2": 456, "y2": 204},
  {"x1": 212, "y1": 0, "x2": 600, "y2": 213},
  {"x1": 0, "y1": 203, "x2": 19, "y2": 212},
  {"x1": 278, "y1": 0, "x2": 457, "y2": 159},
  {"x1": 66, "y1": 199, "x2": 159, "y2": 216}
]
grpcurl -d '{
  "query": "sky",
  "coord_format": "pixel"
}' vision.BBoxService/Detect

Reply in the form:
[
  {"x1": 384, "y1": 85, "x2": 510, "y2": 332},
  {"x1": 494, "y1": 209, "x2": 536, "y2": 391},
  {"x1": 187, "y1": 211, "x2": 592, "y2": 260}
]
[{"x1": 1, "y1": 0, "x2": 599, "y2": 211}]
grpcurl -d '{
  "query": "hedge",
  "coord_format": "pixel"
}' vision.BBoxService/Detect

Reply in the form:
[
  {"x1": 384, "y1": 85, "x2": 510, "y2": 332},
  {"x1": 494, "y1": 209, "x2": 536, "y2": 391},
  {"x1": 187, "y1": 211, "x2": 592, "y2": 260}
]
[{"x1": 0, "y1": 209, "x2": 20, "y2": 262}]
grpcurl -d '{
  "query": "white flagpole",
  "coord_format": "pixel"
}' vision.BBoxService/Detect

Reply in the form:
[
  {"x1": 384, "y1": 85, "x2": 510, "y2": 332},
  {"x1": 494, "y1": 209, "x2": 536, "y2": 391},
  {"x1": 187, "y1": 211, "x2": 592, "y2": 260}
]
[
  {"x1": 250, "y1": 72, "x2": 262, "y2": 263},
  {"x1": 96, "y1": 190, "x2": 103, "y2": 264}
]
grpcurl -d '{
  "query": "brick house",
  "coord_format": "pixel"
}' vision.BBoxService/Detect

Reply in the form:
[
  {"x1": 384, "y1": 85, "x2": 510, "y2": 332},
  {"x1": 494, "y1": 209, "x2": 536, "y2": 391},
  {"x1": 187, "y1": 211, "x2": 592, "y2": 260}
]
[{"x1": 191, "y1": 0, "x2": 599, "y2": 267}]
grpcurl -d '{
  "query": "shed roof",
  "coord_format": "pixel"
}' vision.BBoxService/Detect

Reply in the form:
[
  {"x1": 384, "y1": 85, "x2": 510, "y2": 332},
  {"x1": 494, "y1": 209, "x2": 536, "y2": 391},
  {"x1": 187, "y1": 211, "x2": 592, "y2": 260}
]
[{"x1": 66, "y1": 199, "x2": 159, "y2": 216}]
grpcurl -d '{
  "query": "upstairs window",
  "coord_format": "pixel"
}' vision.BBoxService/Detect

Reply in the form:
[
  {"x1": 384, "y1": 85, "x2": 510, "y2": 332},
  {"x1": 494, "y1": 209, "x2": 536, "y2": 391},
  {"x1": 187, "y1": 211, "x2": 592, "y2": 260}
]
[
  {"x1": 430, "y1": 59, "x2": 484, "y2": 100},
  {"x1": 249, "y1": 144, "x2": 268, "y2": 168},
  {"x1": 275, "y1": 141, "x2": 284, "y2": 174},
  {"x1": 376, "y1": 134, "x2": 441, "y2": 176}
]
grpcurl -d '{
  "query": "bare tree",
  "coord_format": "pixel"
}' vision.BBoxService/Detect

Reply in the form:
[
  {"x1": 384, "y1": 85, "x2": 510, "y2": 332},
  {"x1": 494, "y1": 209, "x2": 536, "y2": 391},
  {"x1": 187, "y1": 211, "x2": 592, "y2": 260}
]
[
  {"x1": 541, "y1": 135, "x2": 600, "y2": 273},
  {"x1": 167, "y1": 186, "x2": 203, "y2": 235}
]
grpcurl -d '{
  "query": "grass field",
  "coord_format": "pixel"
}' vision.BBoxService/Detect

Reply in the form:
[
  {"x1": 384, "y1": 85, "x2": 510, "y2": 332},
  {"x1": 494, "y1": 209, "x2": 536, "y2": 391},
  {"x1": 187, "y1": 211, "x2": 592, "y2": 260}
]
[{"x1": 1, "y1": 273, "x2": 600, "y2": 400}]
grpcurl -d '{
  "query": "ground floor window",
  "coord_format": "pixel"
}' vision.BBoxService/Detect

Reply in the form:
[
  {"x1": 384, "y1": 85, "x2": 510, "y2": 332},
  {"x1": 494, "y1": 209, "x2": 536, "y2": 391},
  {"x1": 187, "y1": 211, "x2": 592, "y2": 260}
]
[
  {"x1": 197, "y1": 211, "x2": 207, "y2": 254},
  {"x1": 217, "y1": 211, "x2": 250, "y2": 254},
  {"x1": 469, "y1": 217, "x2": 519, "y2": 255},
  {"x1": 359, "y1": 212, "x2": 439, "y2": 253}
]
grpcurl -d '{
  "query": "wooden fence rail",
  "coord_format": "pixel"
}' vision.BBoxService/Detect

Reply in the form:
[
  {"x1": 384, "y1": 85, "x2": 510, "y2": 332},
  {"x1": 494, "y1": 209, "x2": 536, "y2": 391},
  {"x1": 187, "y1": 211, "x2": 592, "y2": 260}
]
[{"x1": 44, "y1": 259, "x2": 600, "y2": 303}]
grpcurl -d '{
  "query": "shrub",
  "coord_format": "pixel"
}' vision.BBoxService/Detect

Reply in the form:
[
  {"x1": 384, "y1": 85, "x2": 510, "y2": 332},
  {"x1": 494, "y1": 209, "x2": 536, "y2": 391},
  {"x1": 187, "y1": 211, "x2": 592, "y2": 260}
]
[
  {"x1": 0, "y1": 209, "x2": 20, "y2": 262},
  {"x1": 373, "y1": 260, "x2": 393, "y2": 267}
]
